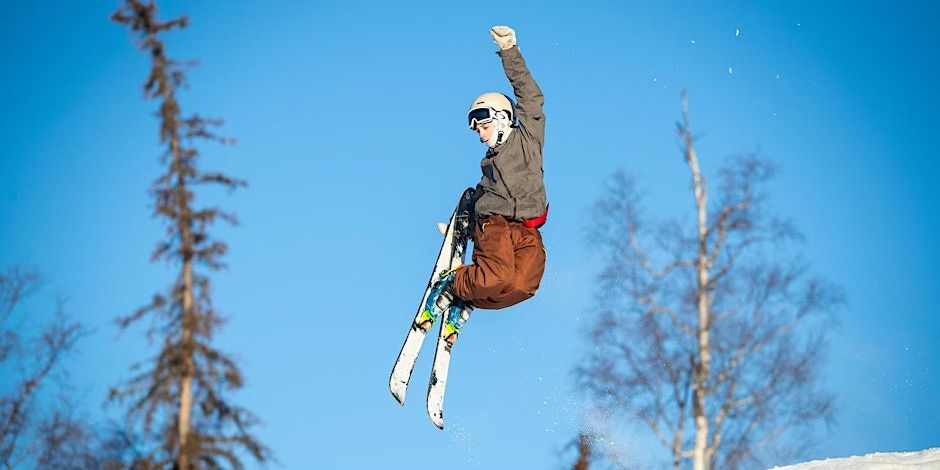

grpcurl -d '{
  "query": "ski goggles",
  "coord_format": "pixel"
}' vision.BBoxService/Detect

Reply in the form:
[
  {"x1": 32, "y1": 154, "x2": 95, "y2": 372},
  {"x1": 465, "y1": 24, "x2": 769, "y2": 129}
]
[{"x1": 468, "y1": 108, "x2": 496, "y2": 129}]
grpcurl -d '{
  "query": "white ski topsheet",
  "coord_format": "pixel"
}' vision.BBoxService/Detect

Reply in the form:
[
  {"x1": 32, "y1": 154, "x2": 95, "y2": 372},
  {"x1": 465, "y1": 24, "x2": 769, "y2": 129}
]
[
  {"x1": 426, "y1": 329, "x2": 451, "y2": 429},
  {"x1": 389, "y1": 207, "x2": 460, "y2": 405},
  {"x1": 426, "y1": 246, "x2": 467, "y2": 429}
]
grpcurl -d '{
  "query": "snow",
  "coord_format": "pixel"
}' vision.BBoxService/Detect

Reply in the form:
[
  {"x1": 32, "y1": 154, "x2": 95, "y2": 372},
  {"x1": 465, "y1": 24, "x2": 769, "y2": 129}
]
[{"x1": 772, "y1": 448, "x2": 940, "y2": 469}]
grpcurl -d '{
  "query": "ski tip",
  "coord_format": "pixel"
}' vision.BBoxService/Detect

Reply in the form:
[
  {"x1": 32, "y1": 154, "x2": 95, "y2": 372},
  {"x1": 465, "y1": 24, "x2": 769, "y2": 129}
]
[
  {"x1": 429, "y1": 412, "x2": 444, "y2": 430},
  {"x1": 389, "y1": 386, "x2": 406, "y2": 406}
]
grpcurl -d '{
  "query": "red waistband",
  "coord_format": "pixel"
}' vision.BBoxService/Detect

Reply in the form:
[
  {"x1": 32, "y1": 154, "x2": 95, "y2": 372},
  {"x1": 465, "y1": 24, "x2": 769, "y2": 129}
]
[{"x1": 522, "y1": 204, "x2": 549, "y2": 229}]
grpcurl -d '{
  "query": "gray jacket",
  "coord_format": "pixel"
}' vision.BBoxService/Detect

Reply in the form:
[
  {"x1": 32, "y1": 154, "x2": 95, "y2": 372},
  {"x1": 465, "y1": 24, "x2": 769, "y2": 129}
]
[{"x1": 473, "y1": 46, "x2": 547, "y2": 224}]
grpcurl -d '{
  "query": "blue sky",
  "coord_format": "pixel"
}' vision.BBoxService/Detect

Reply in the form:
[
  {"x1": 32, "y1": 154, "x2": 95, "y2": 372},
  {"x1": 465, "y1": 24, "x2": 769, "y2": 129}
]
[{"x1": 1, "y1": 0, "x2": 938, "y2": 468}]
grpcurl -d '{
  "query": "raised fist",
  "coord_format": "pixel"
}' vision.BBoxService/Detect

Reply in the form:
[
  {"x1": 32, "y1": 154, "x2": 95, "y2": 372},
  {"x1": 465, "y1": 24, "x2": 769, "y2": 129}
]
[{"x1": 490, "y1": 26, "x2": 516, "y2": 50}]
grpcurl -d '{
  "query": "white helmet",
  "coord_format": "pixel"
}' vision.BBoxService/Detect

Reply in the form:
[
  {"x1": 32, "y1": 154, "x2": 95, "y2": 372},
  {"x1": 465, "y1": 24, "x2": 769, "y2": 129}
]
[
  {"x1": 468, "y1": 92, "x2": 515, "y2": 148},
  {"x1": 468, "y1": 92, "x2": 514, "y2": 129}
]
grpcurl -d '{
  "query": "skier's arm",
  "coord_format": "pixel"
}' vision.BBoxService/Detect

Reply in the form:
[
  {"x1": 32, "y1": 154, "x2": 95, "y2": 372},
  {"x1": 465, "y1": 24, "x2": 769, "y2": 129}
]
[{"x1": 491, "y1": 26, "x2": 545, "y2": 141}]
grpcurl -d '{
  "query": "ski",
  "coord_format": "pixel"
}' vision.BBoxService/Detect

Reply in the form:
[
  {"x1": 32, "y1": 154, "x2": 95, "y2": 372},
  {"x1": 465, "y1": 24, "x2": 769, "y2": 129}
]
[
  {"x1": 389, "y1": 188, "x2": 474, "y2": 411},
  {"x1": 427, "y1": 299, "x2": 472, "y2": 429}
]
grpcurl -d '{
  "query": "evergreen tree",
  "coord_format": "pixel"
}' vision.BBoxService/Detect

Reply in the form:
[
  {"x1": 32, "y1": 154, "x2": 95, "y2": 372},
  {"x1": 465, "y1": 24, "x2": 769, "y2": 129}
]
[{"x1": 110, "y1": 2, "x2": 270, "y2": 468}]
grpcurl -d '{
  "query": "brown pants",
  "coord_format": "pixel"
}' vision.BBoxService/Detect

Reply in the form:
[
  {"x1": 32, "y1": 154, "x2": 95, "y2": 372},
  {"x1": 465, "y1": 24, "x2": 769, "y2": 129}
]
[{"x1": 452, "y1": 215, "x2": 546, "y2": 310}]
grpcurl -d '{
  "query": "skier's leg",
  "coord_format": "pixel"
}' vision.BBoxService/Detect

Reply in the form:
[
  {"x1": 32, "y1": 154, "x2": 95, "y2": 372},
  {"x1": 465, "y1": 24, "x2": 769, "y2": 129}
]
[
  {"x1": 453, "y1": 217, "x2": 546, "y2": 310},
  {"x1": 508, "y1": 224, "x2": 546, "y2": 300},
  {"x1": 452, "y1": 215, "x2": 516, "y2": 303},
  {"x1": 471, "y1": 223, "x2": 545, "y2": 309}
]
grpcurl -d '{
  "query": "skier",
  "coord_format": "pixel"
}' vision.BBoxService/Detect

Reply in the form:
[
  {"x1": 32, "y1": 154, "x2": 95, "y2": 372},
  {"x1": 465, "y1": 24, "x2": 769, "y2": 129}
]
[{"x1": 425, "y1": 25, "x2": 548, "y2": 343}]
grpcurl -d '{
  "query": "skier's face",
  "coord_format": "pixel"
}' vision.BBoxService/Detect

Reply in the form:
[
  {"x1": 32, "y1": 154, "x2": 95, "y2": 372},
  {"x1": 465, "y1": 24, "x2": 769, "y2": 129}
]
[{"x1": 473, "y1": 122, "x2": 494, "y2": 144}]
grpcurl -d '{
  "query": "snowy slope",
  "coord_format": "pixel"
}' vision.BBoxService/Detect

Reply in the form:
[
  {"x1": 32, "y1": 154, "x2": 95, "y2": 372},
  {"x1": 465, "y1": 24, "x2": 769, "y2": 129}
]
[{"x1": 771, "y1": 448, "x2": 940, "y2": 469}]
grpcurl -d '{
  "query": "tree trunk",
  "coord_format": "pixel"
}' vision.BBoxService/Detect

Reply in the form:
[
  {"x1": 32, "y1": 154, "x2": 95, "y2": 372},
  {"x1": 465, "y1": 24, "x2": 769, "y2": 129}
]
[
  {"x1": 178, "y1": 254, "x2": 194, "y2": 470},
  {"x1": 573, "y1": 433, "x2": 591, "y2": 470},
  {"x1": 681, "y1": 95, "x2": 711, "y2": 470},
  {"x1": 171, "y1": 129, "x2": 195, "y2": 470}
]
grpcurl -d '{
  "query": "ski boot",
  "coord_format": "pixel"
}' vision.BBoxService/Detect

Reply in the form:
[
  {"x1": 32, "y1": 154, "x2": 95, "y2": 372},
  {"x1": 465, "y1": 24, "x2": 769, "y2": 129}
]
[
  {"x1": 416, "y1": 269, "x2": 459, "y2": 332},
  {"x1": 443, "y1": 299, "x2": 472, "y2": 349}
]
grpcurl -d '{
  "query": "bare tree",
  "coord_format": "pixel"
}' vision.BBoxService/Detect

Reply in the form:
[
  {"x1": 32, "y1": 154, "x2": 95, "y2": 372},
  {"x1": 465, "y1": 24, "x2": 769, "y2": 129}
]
[
  {"x1": 0, "y1": 266, "x2": 86, "y2": 469},
  {"x1": 110, "y1": 1, "x2": 270, "y2": 468},
  {"x1": 577, "y1": 93, "x2": 842, "y2": 470},
  {"x1": 33, "y1": 407, "x2": 103, "y2": 469}
]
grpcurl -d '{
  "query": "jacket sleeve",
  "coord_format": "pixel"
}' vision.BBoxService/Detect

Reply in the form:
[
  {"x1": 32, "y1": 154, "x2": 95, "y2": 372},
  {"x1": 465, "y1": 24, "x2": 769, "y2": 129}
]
[{"x1": 498, "y1": 46, "x2": 545, "y2": 143}]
